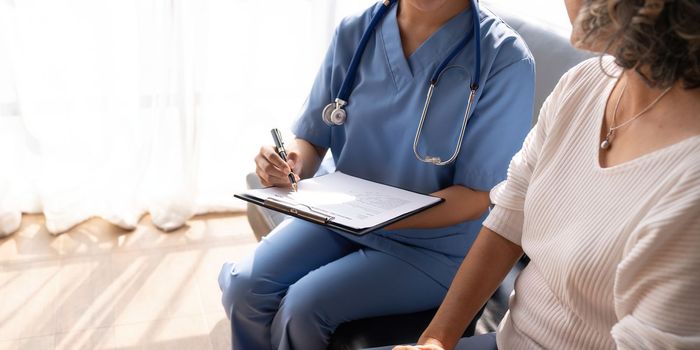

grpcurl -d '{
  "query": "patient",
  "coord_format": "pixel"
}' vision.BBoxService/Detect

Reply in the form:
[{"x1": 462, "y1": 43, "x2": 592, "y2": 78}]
[{"x1": 378, "y1": 0, "x2": 700, "y2": 349}]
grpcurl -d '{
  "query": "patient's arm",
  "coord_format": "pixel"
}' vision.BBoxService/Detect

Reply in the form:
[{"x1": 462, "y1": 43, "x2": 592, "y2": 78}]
[{"x1": 418, "y1": 226, "x2": 523, "y2": 350}]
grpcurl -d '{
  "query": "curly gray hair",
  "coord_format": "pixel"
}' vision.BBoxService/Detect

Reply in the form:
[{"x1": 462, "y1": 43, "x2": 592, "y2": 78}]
[{"x1": 575, "y1": 0, "x2": 700, "y2": 89}]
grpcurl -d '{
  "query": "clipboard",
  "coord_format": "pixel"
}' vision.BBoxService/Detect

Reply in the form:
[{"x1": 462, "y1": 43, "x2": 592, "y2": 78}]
[{"x1": 235, "y1": 172, "x2": 444, "y2": 236}]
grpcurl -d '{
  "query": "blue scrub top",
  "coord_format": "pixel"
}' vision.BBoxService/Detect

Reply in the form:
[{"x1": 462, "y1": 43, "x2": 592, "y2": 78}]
[{"x1": 292, "y1": 2, "x2": 535, "y2": 288}]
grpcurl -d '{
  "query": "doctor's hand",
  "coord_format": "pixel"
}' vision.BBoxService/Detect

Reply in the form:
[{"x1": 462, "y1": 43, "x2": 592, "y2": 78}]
[{"x1": 255, "y1": 145, "x2": 302, "y2": 188}]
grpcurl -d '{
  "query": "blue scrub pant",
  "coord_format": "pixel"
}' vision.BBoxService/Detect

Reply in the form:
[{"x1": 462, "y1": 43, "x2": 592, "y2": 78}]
[{"x1": 218, "y1": 219, "x2": 448, "y2": 350}]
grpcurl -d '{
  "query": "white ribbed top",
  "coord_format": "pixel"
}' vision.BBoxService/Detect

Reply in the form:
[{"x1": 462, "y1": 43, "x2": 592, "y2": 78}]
[{"x1": 483, "y1": 57, "x2": 700, "y2": 349}]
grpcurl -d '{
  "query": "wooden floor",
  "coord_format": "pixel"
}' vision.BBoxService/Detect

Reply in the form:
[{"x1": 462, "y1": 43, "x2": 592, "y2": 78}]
[{"x1": 0, "y1": 213, "x2": 258, "y2": 350}]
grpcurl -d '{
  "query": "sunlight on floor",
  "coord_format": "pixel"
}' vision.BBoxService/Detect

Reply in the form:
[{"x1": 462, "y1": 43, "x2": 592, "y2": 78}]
[{"x1": 0, "y1": 213, "x2": 258, "y2": 350}]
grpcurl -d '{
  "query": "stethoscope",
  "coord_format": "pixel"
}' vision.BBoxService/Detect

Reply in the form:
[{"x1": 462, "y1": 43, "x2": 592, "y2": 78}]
[{"x1": 322, "y1": 0, "x2": 482, "y2": 166}]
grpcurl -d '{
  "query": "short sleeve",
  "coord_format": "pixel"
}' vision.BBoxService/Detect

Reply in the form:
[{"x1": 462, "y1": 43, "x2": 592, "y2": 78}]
[
  {"x1": 452, "y1": 57, "x2": 535, "y2": 192},
  {"x1": 291, "y1": 30, "x2": 339, "y2": 149},
  {"x1": 611, "y1": 167, "x2": 700, "y2": 349},
  {"x1": 482, "y1": 66, "x2": 572, "y2": 245}
]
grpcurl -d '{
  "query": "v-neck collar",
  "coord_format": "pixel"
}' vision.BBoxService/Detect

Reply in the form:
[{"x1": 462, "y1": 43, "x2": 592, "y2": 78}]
[{"x1": 380, "y1": 3, "x2": 474, "y2": 86}]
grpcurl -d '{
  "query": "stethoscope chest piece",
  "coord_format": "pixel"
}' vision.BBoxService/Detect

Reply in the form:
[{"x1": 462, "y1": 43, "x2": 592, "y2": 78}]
[{"x1": 322, "y1": 98, "x2": 348, "y2": 126}]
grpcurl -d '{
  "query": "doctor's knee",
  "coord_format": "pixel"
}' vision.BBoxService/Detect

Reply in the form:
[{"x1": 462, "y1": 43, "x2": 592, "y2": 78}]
[
  {"x1": 272, "y1": 283, "x2": 332, "y2": 340},
  {"x1": 218, "y1": 262, "x2": 251, "y2": 320}
]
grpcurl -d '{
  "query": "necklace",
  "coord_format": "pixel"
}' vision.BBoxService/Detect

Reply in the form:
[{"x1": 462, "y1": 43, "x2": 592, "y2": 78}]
[{"x1": 600, "y1": 80, "x2": 673, "y2": 150}]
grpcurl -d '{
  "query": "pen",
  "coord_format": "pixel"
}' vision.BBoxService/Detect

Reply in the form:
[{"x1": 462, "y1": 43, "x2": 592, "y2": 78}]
[{"x1": 271, "y1": 128, "x2": 299, "y2": 192}]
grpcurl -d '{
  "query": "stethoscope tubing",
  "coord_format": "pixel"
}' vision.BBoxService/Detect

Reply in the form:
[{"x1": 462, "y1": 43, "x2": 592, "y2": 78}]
[
  {"x1": 429, "y1": 6, "x2": 481, "y2": 89},
  {"x1": 336, "y1": 0, "x2": 397, "y2": 103},
  {"x1": 413, "y1": 76, "x2": 478, "y2": 166}
]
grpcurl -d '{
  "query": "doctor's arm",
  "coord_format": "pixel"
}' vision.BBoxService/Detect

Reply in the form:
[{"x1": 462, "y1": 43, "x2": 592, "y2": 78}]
[
  {"x1": 385, "y1": 186, "x2": 490, "y2": 230},
  {"x1": 290, "y1": 138, "x2": 328, "y2": 179}
]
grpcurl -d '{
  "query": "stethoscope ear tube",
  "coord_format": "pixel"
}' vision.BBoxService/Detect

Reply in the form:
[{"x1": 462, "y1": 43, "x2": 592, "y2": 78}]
[
  {"x1": 413, "y1": 86, "x2": 478, "y2": 166},
  {"x1": 413, "y1": 83, "x2": 436, "y2": 163}
]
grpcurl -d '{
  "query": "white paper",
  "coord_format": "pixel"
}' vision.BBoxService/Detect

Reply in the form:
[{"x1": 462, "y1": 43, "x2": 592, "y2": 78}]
[{"x1": 243, "y1": 172, "x2": 441, "y2": 230}]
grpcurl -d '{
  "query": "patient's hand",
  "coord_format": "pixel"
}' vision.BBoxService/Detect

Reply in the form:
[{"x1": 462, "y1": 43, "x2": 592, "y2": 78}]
[{"x1": 393, "y1": 338, "x2": 446, "y2": 350}]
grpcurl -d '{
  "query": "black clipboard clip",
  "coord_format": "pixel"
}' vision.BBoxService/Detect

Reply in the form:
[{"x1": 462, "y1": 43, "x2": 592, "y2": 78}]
[{"x1": 263, "y1": 197, "x2": 334, "y2": 224}]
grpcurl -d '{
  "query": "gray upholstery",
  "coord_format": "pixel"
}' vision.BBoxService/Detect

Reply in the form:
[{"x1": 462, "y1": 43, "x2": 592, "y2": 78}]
[
  {"x1": 482, "y1": 0, "x2": 592, "y2": 123},
  {"x1": 245, "y1": 3, "x2": 591, "y2": 238}
]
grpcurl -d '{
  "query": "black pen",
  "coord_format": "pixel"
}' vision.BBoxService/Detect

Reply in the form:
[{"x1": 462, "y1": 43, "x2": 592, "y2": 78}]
[{"x1": 271, "y1": 128, "x2": 299, "y2": 192}]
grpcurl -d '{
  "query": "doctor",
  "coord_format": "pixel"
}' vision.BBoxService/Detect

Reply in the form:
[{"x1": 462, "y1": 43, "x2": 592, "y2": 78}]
[{"x1": 219, "y1": 0, "x2": 534, "y2": 349}]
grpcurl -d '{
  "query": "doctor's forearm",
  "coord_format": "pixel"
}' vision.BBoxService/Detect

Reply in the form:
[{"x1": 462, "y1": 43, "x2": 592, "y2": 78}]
[
  {"x1": 292, "y1": 138, "x2": 327, "y2": 179},
  {"x1": 385, "y1": 185, "x2": 490, "y2": 230}
]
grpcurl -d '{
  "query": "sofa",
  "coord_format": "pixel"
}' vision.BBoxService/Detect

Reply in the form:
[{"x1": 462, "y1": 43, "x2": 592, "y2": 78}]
[{"x1": 244, "y1": 1, "x2": 592, "y2": 349}]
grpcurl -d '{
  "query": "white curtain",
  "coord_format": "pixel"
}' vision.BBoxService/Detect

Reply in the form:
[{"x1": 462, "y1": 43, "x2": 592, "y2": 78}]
[{"x1": 0, "y1": 0, "x2": 373, "y2": 236}]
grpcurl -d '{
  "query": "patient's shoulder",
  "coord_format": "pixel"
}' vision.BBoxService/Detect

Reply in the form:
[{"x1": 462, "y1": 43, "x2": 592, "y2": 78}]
[
  {"x1": 542, "y1": 56, "x2": 618, "y2": 119},
  {"x1": 555, "y1": 56, "x2": 619, "y2": 96},
  {"x1": 532, "y1": 56, "x2": 618, "y2": 141}
]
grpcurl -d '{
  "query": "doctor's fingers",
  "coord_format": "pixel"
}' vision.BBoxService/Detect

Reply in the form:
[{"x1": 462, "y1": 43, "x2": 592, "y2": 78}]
[
  {"x1": 255, "y1": 148, "x2": 293, "y2": 186},
  {"x1": 286, "y1": 152, "x2": 303, "y2": 175},
  {"x1": 257, "y1": 146, "x2": 292, "y2": 174},
  {"x1": 255, "y1": 165, "x2": 293, "y2": 188}
]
